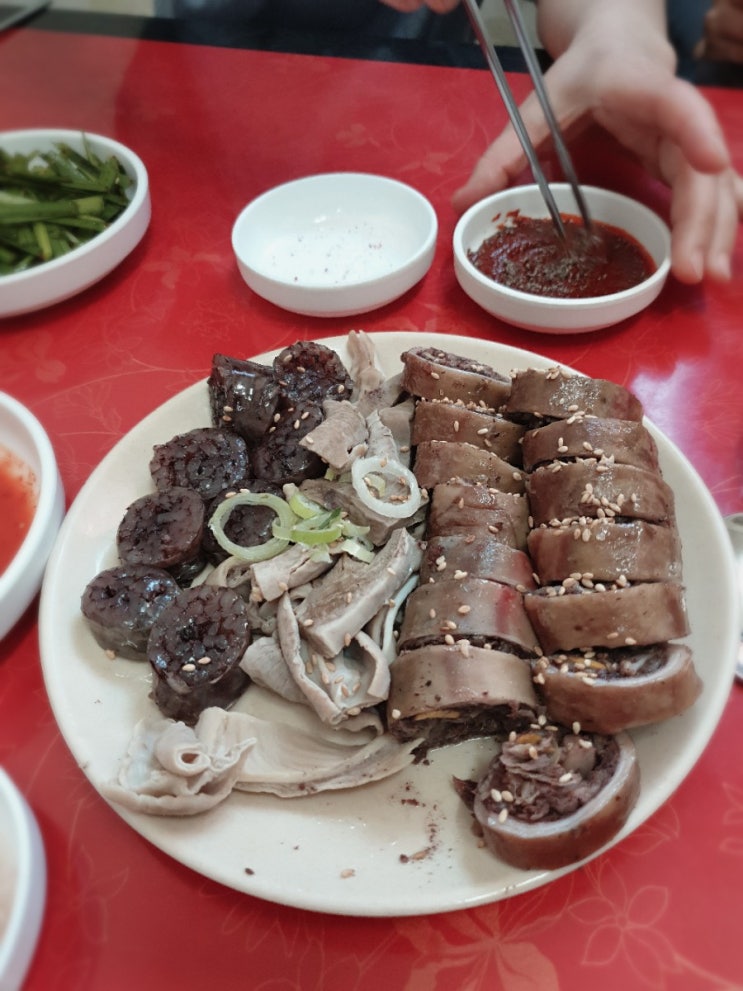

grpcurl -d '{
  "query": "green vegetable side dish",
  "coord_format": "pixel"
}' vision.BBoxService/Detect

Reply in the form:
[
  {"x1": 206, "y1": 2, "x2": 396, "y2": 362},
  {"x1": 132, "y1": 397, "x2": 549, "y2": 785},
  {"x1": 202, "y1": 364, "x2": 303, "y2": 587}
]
[{"x1": 0, "y1": 135, "x2": 133, "y2": 275}]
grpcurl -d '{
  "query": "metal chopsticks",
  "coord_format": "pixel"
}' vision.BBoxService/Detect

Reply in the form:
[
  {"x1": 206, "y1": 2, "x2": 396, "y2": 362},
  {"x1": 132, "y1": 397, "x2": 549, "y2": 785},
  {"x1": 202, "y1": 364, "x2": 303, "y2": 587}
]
[{"x1": 462, "y1": 0, "x2": 594, "y2": 238}]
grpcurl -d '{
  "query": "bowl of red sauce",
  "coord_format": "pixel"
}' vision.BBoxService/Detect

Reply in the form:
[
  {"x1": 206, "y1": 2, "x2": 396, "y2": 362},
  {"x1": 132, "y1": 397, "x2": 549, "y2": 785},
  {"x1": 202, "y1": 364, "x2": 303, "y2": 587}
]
[
  {"x1": 453, "y1": 184, "x2": 671, "y2": 334},
  {"x1": 0, "y1": 393, "x2": 64, "y2": 640}
]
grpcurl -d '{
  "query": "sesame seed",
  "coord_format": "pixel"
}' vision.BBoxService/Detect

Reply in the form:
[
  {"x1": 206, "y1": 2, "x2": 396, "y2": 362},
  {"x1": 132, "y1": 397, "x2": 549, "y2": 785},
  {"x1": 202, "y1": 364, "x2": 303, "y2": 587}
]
[
  {"x1": 498, "y1": 808, "x2": 509, "y2": 823},
  {"x1": 181, "y1": 663, "x2": 196, "y2": 672}
]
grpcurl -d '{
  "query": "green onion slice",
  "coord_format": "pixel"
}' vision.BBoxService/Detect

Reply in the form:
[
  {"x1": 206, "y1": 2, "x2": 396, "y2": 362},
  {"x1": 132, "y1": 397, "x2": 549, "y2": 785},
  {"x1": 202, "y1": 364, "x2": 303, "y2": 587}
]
[{"x1": 351, "y1": 456, "x2": 422, "y2": 520}]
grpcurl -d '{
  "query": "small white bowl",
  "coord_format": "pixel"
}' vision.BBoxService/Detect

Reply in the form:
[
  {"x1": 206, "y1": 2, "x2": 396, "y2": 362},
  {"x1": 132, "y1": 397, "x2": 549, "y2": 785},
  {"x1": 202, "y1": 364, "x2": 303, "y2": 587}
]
[
  {"x1": 232, "y1": 172, "x2": 437, "y2": 317},
  {"x1": 0, "y1": 393, "x2": 64, "y2": 640},
  {"x1": 0, "y1": 769, "x2": 46, "y2": 991},
  {"x1": 453, "y1": 184, "x2": 671, "y2": 334},
  {"x1": 0, "y1": 128, "x2": 151, "y2": 318}
]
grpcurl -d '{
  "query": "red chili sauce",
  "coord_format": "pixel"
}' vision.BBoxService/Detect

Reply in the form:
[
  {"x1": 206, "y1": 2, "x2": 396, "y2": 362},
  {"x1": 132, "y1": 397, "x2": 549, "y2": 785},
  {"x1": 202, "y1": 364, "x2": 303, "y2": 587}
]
[
  {"x1": 0, "y1": 447, "x2": 37, "y2": 575},
  {"x1": 468, "y1": 211, "x2": 655, "y2": 298}
]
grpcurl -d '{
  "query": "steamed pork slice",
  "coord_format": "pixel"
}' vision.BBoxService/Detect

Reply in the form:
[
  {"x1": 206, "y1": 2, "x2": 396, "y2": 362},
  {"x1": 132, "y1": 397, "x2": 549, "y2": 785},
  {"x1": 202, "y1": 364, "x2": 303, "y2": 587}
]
[
  {"x1": 81, "y1": 565, "x2": 180, "y2": 660},
  {"x1": 148, "y1": 585, "x2": 251, "y2": 725},
  {"x1": 532, "y1": 643, "x2": 702, "y2": 733},
  {"x1": 524, "y1": 581, "x2": 689, "y2": 654},
  {"x1": 294, "y1": 526, "x2": 423, "y2": 658},
  {"x1": 528, "y1": 519, "x2": 683, "y2": 584},
  {"x1": 387, "y1": 644, "x2": 537, "y2": 753},
  {"x1": 414, "y1": 440, "x2": 525, "y2": 492},
  {"x1": 469, "y1": 726, "x2": 640, "y2": 870},
  {"x1": 420, "y1": 534, "x2": 536, "y2": 590},
  {"x1": 298, "y1": 399, "x2": 368, "y2": 472},
  {"x1": 401, "y1": 345, "x2": 512, "y2": 408},
  {"x1": 526, "y1": 461, "x2": 676, "y2": 528},
  {"x1": 398, "y1": 578, "x2": 539, "y2": 656},
  {"x1": 506, "y1": 367, "x2": 643, "y2": 423},
  {"x1": 412, "y1": 400, "x2": 525, "y2": 464},
  {"x1": 521, "y1": 417, "x2": 659, "y2": 472},
  {"x1": 298, "y1": 477, "x2": 425, "y2": 547},
  {"x1": 427, "y1": 482, "x2": 529, "y2": 549}
]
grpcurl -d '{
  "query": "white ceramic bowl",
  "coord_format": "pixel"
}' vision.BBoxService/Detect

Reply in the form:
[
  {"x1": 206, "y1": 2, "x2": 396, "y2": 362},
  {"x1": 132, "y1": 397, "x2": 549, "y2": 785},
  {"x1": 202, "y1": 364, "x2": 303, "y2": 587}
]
[
  {"x1": 0, "y1": 393, "x2": 64, "y2": 640},
  {"x1": 0, "y1": 769, "x2": 46, "y2": 991},
  {"x1": 453, "y1": 184, "x2": 671, "y2": 334},
  {"x1": 0, "y1": 128, "x2": 151, "y2": 318},
  {"x1": 232, "y1": 172, "x2": 437, "y2": 317}
]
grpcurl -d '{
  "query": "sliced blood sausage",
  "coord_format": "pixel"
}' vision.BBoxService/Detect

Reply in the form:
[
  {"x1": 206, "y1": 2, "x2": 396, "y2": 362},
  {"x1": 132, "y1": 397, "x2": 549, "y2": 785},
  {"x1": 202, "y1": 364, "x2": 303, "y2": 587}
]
[
  {"x1": 147, "y1": 584, "x2": 251, "y2": 725},
  {"x1": 117, "y1": 486, "x2": 205, "y2": 575},
  {"x1": 420, "y1": 533, "x2": 536, "y2": 590},
  {"x1": 527, "y1": 519, "x2": 683, "y2": 584},
  {"x1": 412, "y1": 400, "x2": 524, "y2": 464},
  {"x1": 413, "y1": 440, "x2": 525, "y2": 492},
  {"x1": 506, "y1": 367, "x2": 643, "y2": 423},
  {"x1": 532, "y1": 643, "x2": 702, "y2": 733},
  {"x1": 387, "y1": 644, "x2": 537, "y2": 755},
  {"x1": 398, "y1": 578, "x2": 539, "y2": 656},
  {"x1": 208, "y1": 352, "x2": 281, "y2": 444},
  {"x1": 522, "y1": 416, "x2": 659, "y2": 473},
  {"x1": 249, "y1": 402, "x2": 325, "y2": 483},
  {"x1": 81, "y1": 565, "x2": 180, "y2": 659},
  {"x1": 427, "y1": 482, "x2": 529, "y2": 549},
  {"x1": 149, "y1": 427, "x2": 249, "y2": 503},
  {"x1": 273, "y1": 340, "x2": 354, "y2": 403},
  {"x1": 202, "y1": 479, "x2": 284, "y2": 565},
  {"x1": 471, "y1": 726, "x2": 640, "y2": 870},
  {"x1": 401, "y1": 345, "x2": 512, "y2": 408},
  {"x1": 524, "y1": 581, "x2": 690, "y2": 654},
  {"x1": 526, "y1": 460, "x2": 675, "y2": 527}
]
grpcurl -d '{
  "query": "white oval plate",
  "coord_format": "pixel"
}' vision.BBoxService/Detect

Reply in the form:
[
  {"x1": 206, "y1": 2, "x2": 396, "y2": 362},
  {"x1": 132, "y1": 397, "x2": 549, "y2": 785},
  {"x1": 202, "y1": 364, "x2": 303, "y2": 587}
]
[{"x1": 38, "y1": 332, "x2": 738, "y2": 917}]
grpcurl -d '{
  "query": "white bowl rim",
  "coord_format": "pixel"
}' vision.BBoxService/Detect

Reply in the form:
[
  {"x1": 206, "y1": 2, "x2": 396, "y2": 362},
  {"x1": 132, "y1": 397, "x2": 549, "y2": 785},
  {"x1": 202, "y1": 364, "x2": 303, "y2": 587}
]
[
  {"x1": 231, "y1": 171, "x2": 438, "y2": 292},
  {"x1": 453, "y1": 183, "x2": 671, "y2": 308},
  {"x1": 0, "y1": 392, "x2": 61, "y2": 601},
  {"x1": 0, "y1": 767, "x2": 46, "y2": 991},
  {"x1": 0, "y1": 128, "x2": 149, "y2": 289}
]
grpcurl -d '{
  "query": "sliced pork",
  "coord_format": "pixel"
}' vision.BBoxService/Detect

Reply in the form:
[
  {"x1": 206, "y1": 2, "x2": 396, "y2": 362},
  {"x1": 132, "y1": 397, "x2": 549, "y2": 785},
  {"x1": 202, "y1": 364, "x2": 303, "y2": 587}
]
[
  {"x1": 427, "y1": 482, "x2": 529, "y2": 549},
  {"x1": 420, "y1": 534, "x2": 536, "y2": 591}
]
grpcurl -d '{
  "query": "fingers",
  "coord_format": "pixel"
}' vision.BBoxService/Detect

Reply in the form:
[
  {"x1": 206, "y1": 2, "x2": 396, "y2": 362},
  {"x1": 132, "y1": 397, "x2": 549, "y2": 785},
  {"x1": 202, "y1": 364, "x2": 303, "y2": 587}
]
[{"x1": 664, "y1": 146, "x2": 740, "y2": 283}]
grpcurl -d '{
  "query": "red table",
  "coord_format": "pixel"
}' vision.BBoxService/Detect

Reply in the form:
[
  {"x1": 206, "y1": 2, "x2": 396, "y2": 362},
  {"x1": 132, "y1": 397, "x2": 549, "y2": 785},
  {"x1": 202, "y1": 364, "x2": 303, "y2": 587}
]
[{"x1": 2, "y1": 17, "x2": 742, "y2": 991}]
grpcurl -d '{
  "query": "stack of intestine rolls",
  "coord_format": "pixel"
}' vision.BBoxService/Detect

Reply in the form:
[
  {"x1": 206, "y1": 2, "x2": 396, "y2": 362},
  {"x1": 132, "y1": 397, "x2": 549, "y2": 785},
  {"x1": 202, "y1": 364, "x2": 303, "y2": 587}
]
[{"x1": 387, "y1": 346, "x2": 701, "y2": 871}]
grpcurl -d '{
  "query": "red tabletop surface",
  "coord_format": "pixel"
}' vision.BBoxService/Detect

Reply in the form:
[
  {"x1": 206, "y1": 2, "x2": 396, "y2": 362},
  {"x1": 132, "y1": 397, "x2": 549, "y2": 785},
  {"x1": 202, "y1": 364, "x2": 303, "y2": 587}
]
[{"x1": 1, "y1": 21, "x2": 743, "y2": 991}]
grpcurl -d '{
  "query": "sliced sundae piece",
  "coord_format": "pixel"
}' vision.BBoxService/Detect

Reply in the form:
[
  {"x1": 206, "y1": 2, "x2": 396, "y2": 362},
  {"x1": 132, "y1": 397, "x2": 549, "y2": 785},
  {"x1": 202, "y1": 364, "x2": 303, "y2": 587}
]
[
  {"x1": 419, "y1": 533, "x2": 536, "y2": 591},
  {"x1": 468, "y1": 724, "x2": 640, "y2": 870},
  {"x1": 526, "y1": 460, "x2": 676, "y2": 528},
  {"x1": 527, "y1": 519, "x2": 683, "y2": 584},
  {"x1": 401, "y1": 345, "x2": 512, "y2": 408},
  {"x1": 387, "y1": 644, "x2": 537, "y2": 755},
  {"x1": 506, "y1": 367, "x2": 644, "y2": 424},
  {"x1": 524, "y1": 581, "x2": 689, "y2": 654},
  {"x1": 413, "y1": 440, "x2": 525, "y2": 492},
  {"x1": 398, "y1": 577, "x2": 539, "y2": 656},
  {"x1": 427, "y1": 482, "x2": 529, "y2": 548},
  {"x1": 412, "y1": 400, "x2": 525, "y2": 463},
  {"x1": 532, "y1": 642, "x2": 702, "y2": 733},
  {"x1": 521, "y1": 416, "x2": 659, "y2": 473}
]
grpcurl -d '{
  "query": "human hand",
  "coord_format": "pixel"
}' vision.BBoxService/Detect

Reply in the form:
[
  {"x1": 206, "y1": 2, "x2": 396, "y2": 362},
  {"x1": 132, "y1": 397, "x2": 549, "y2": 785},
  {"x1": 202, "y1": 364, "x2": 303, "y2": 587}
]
[
  {"x1": 452, "y1": 2, "x2": 742, "y2": 283},
  {"x1": 695, "y1": 0, "x2": 743, "y2": 63}
]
